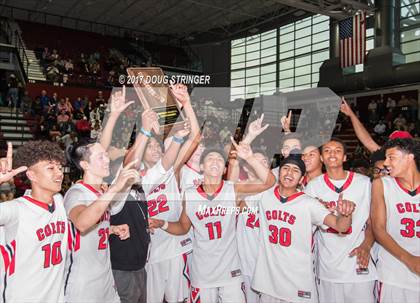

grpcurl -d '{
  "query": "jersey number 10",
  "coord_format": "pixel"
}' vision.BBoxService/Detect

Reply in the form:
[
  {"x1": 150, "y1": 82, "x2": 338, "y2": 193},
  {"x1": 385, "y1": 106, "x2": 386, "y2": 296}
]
[{"x1": 42, "y1": 241, "x2": 62, "y2": 268}]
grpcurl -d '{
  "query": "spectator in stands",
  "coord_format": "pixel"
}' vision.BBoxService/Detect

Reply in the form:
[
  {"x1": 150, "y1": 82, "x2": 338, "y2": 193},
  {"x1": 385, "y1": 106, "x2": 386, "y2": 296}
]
[
  {"x1": 408, "y1": 96, "x2": 418, "y2": 121},
  {"x1": 373, "y1": 120, "x2": 387, "y2": 136},
  {"x1": 51, "y1": 92, "x2": 59, "y2": 106},
  {"x1": 386, "y1": 96, "x2": 396, "y2": 110},
  {"x1": 75, "y1": 116, "x2": 91, "y2": 137},
  {"x1": 90, "y1": 120, "x2": 102, "y2": 140},
  {"x1": 49, "y1": 49, "x2": 59, "y2": 62},
  {"x1": 0, "y1": 178, "x2": 15, "y2": 202},
  {"x1": 64, "y1": 97, "x2": 74, "y2": 114},
  {"x1": 21, "y1": 90, "x2": 32, "y2": 115},
  {"x1": 95, "y1": 90, "x2": 105, "y2": 106},
  {"x1": 39, "y1": 90, "x2": 50, "y2": 111},
  {"x1": 393, "y1": 113, "x2": 407, "y2": 131},
  {"x1": 408, "y1": 122, "x2": 419, "y2": 137},
  {"x1": 57, "y1": 109, "x2": 70, "y2": 125},
  {"x1": 57, "y1": 131, "x2": 78, "y2": 149},
  {"x1": 376, "y1": 97, "x2": 386, "y2": 118},
  {"x1": 49, "y1": 124, "x2": 61, "y2": 141},
  {"x1": 41, "y1": 47, "x2": 50, "y2": 63},
  {"x1": 7, "y1": 73, "x2": 18, "y2": 110},
  {"x1": 219, "y1": 126, "x2": 231, "y2": 143},
  {"x1": 46, "y1": 64, "x2": 60, "y2": 82},
  {"x1": 64, "y1": 59, "x2": 74, "y2": 74},
  {"x1": 73, "y1": 97, "x2": 83, "y2": 112},
  {"x1": 368, "y1": 99, "x2": 377, "y2": 125}
]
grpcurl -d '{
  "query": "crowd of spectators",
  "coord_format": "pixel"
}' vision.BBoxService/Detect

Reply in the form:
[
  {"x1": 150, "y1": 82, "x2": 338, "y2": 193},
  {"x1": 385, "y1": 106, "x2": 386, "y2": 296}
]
[{"x1": 38, "y1": 47, "x2": 133, "y2": 88}]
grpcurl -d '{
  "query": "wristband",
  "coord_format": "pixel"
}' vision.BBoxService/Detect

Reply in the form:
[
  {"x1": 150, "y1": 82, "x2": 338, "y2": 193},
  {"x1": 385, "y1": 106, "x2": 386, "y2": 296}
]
[
  {"x1": 172, "y1": 136, "x2": 184, "y2": 144},
  {"x1": 140, "y1": 127, "x2": 152, "y2": 138},
  {"x1": 161, "y1": 220, "x2": 169, "y2": 230}
]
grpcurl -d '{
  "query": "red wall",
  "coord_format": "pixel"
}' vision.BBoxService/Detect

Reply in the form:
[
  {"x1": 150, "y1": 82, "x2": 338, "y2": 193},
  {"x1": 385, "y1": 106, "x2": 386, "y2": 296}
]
[{"x1": 26, "y1": 83, "x2": 111, "y2": 103}]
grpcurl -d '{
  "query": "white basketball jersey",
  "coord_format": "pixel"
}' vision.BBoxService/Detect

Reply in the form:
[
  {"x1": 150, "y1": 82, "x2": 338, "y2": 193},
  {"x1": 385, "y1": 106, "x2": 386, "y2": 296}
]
[
  {"x1": 180, "y1": 164, "x2": 203, "y2": 193},
  {"x1": 304, "y1": 172, "x2": 377, "y2": 282},
  {"x1": 377, "y1": 176, "x2": 420, "y2": 291},
  {"x1": 64, "y1": 182, "x2": 119, "y2": 303},
  {"x1": 0, "y1": 194, "x2": 67, "y2": 303},
  {"x1": 185, "y1": 180, "x2": 243, "y2": 288},
  {"x1": 145, "y1": 165, "x2": 192, "y2": 264},
  {"x1": 236, "y1": 193, "x2": 261, "y2": 277},
  {"x1": 252, "y1": 187, "x2": 330, "y2": 302}
]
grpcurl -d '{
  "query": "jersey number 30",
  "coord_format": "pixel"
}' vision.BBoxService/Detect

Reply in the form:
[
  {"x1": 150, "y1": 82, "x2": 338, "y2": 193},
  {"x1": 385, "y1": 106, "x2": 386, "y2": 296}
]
[{"x1": 268, "y1": 225, "x2": 291, "y2": 247}]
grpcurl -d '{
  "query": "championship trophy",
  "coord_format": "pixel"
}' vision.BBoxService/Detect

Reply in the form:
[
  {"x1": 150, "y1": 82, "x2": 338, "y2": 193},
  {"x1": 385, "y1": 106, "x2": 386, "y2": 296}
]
[{"x1": 127, "y1": 67, "x2": 186, "y2": 136}]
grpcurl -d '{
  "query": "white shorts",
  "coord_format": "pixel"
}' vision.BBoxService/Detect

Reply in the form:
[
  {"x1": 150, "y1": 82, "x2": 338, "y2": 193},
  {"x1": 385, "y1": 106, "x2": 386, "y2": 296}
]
[
  {"x1": 377, "y1": 282, "x2": 420, "y2": 303},
  {"x1": 243, "y1": 275, "x2": 259, "y2": 303},
  {"x1": 190, "y1": 281, "x2": 246, "y2": 303},
  {"x1": 146, "y1": 252, "x2": 191, "y2": 303},
  {"x1": 317, "y1": 279, "x2": 375, "y2": 303},
  {"x1": 259, "y1": 294, "x2": 291, "y2": 303}
]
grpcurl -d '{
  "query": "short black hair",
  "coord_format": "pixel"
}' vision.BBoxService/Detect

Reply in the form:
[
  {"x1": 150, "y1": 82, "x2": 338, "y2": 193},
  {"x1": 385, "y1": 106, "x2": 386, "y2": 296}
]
[
  {"x1": 65, "y1": 140, "x2": 96, "y2": 171},
  {"x1": 322, "y1": 137, "x2": 347, "y2": 154},
  {"x1": 383, "y1": 138, "x2": 419, "y2": 170},
  {"x1": 200, "y1": 147, "x2": 226, "y2": 164},
  {"x1": 369, "y1": 149, "x2": 385, "y2": 167},
  {"x1": 14, "y1": 140, "x2": 65, "y2": 169}
]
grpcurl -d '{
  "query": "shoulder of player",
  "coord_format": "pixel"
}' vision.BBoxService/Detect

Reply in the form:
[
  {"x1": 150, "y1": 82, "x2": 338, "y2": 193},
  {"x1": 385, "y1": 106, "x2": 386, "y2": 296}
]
[{"x1": 350, "y1": 171, "x2": 370, "y2": 184}]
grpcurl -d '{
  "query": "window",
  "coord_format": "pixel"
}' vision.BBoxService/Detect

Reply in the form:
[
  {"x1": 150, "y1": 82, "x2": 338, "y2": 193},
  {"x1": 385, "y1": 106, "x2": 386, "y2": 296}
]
[
  {"x1": 230, "y1": 15, "x2": 331, "y2": 99},
  {"x1": 400, "y1": 1, "x2": 420, "y2": 63}
]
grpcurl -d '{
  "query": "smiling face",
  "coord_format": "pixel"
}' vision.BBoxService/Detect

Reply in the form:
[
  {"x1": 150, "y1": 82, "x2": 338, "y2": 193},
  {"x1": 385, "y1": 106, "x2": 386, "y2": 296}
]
[
  {"x1": 302, "y1": 145, "x2": 322, "y2": 173},
  {"x1": 321, "y1": 140, "x2": 347, "y2": 169},
  {"x1": 200, "y1": 151, "x2": 226, "y2": 178},
  {"x1": 144, "y1": 137, "x2": 163, "y2": 166},
  {"x1": 27, "y1": 160, "x2": 64, "y2": 194},
  {"x1": 81, "y1": 143, "x2": 110, "y2": 178},
  {"x1": 384, "y1": 147, "x2": 413, "y2": 178},
  {"x1": 278, "y1": 163, "x2": 303, "y2": 189}
]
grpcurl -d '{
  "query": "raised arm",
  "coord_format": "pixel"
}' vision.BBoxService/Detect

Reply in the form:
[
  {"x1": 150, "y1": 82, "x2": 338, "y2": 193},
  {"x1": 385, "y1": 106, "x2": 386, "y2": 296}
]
[
  {"x1": 241, "y1": 114, "x2": 269, "y2": 145},
  {"x1": 170, "y1": 84, "x2": 201, "y2": 172},
  {"x1": 161, "y1": 122, "x2": 191, "y2": 171},
  {"x1": 123, "y1": 109, "x2": 158, "y2": 169},
  {"x1": 232, "y1": 139, "x2": 275, "y2": 195},
  {"x1": 100, "y1": 86, "x2": 134, "y2": 151},
  {"x1": 1, "y1": 142, "x2": 27, "y2": 185},
  {"x1": 371, "y1": 178, "x2": 420, "y2": 275},
  {"x1": 148, "y1": 198, "x2": 192, "y2": 235},
  {"x1": 340, "y1": 98, "x2": 380, "y2": 153},
  {"x1": 68, "y1": 161, "x2": 140, "y2": 233}
]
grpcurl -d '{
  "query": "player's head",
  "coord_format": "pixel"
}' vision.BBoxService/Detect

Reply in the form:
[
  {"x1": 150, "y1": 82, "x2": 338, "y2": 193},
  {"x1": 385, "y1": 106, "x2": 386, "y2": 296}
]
[
  {"x1": 370, "y1": 149, "x2": 387, "y2": 179},
  {"x1": 144, "y1": 137, "x2": 163, "y2": 166},
  {"x1": 14, "y1": 140, "x2": 65, "y2": 194},
  {"x1": 281, "y1": 133, "x2": 302, "y2": 158},
  {"x1": 320, "y1": 138, "x2": 347, "y2": 169},
  {"x1": 199, "y1": 148, "x2": 226, "y2": 178},
  {"x1": 302, "y1": 145, "x2": 322, "y2": 174},
  {"x1": 278, "y1": 153, "x2": 306, "y2": 189},
  {"x1": 243, "y1": 151, "x2": 269, "y2": 179},
  {"x1": 350, "y1": 159, "x2": 370, "y2": 176},
  {"x1": 66, "y1": 141, "x2": 110, "y2": 178},
  {"x1": 383, "y1": 138, "x2": 419, "y2": 177}
]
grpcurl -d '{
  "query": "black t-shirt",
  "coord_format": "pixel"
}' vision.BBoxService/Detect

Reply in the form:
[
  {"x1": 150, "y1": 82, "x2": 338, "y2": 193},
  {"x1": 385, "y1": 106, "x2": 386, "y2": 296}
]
[{"x1": 109, "y1": 187, "x2": 150, "y2": 271}]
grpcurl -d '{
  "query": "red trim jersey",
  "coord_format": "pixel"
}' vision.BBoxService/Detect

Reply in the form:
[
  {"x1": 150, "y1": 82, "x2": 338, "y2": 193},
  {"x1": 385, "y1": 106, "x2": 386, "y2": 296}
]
[
  {"x1": 145, "y1": 165, "x2": 192, "y2": 264},
  {"x1": 179, "y1": 164, "x2": 203, "y2": 193},
  {"x1": 377, "y1": 176, "x2": 420, "y2": 291},
  {"x1": 184, "y1": 180, "x2": 243, "y2": 288},
  {"x1": 0, "y1": 194, "x2": 68, "y2": 302},
  {"x1": 304, "y1": 172, "x2": 377, "y2": 283},
  {"x1": 64, "y1": 183, "x2": 119, "y2": 303},
  {"x1": 252, "y1": 187, "x2": 330, "y2": 302}
]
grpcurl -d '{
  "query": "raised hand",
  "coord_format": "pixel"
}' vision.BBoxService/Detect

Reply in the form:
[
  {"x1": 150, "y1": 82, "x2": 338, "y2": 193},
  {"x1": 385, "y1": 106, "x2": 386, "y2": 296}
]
[
  {"x1": 0, "y1": 142, "x2": 27, "y2": 185},
  {"x1": 109, "y1": 85, "x2": 135, "y2": 115},
  {"x1": 280, "y1": 110, "x2": 292, "y2": 132},
  {"x1": 336, "y1": 193, "x2": 356, "y2": 217},
  {"x1": 247, "y1": 114, "x2": 269, "y2": 139},
  {"x1": 340, "y1": 98, "x2": 354, "y2": 117},
  {"x1": 170, "y1": 83, "x2": 190, "y2": 107},
  {"x1": 174, "y1": 119, "x2": 191, "y2": 139},
  {"x1": 141, "y1": 109, "x2": 159, "y2": 132},
  {"x1": 111, "y1": 224, "x2": 130, "y2": 240},
  {"x1": 113, "y1": 160, "x2": 141, "y2": 192},
  {"x1": 230, "y1": 137, "x2": 253, "y2": 160}
]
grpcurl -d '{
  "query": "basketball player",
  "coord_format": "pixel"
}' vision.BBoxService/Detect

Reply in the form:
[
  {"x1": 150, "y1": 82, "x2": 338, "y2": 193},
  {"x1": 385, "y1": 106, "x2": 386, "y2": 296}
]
[
  {"x1": 149, "y1": 139, "x2": 275, "y2": 303},
  {"x1": 179, "y1": 142, "x2": 205, "y2": 192},
  {"x1": 301, "y1": 144, "x2": 323, "y2": 188},
  {"x1": 0, "y1": 141, "x2": 67, "y2": 302},
  {"x1": 235, "y1": 151, "x2": 270, "y2": 303},
  {"x1": 371, "y1": 138, "x2": 420, "y2": 303},
  {"x1": 64, "y1": 142, "x2": 140, "y2": 303},
  {"x1": 304, "y1": 138, "x2": 377, "y2": 303},
  {"x1": 123, "y1": 84, "x2": 200, "y2": 303},
  {"x1": 252, "y1": 153, "x2": 356, "y2": 303}
]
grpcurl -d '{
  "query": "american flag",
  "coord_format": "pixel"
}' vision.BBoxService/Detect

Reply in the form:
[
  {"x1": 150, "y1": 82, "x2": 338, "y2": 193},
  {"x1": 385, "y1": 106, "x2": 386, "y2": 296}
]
[{"x1": 339, "y1": 12, "x2": 366, "y2": 68}]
